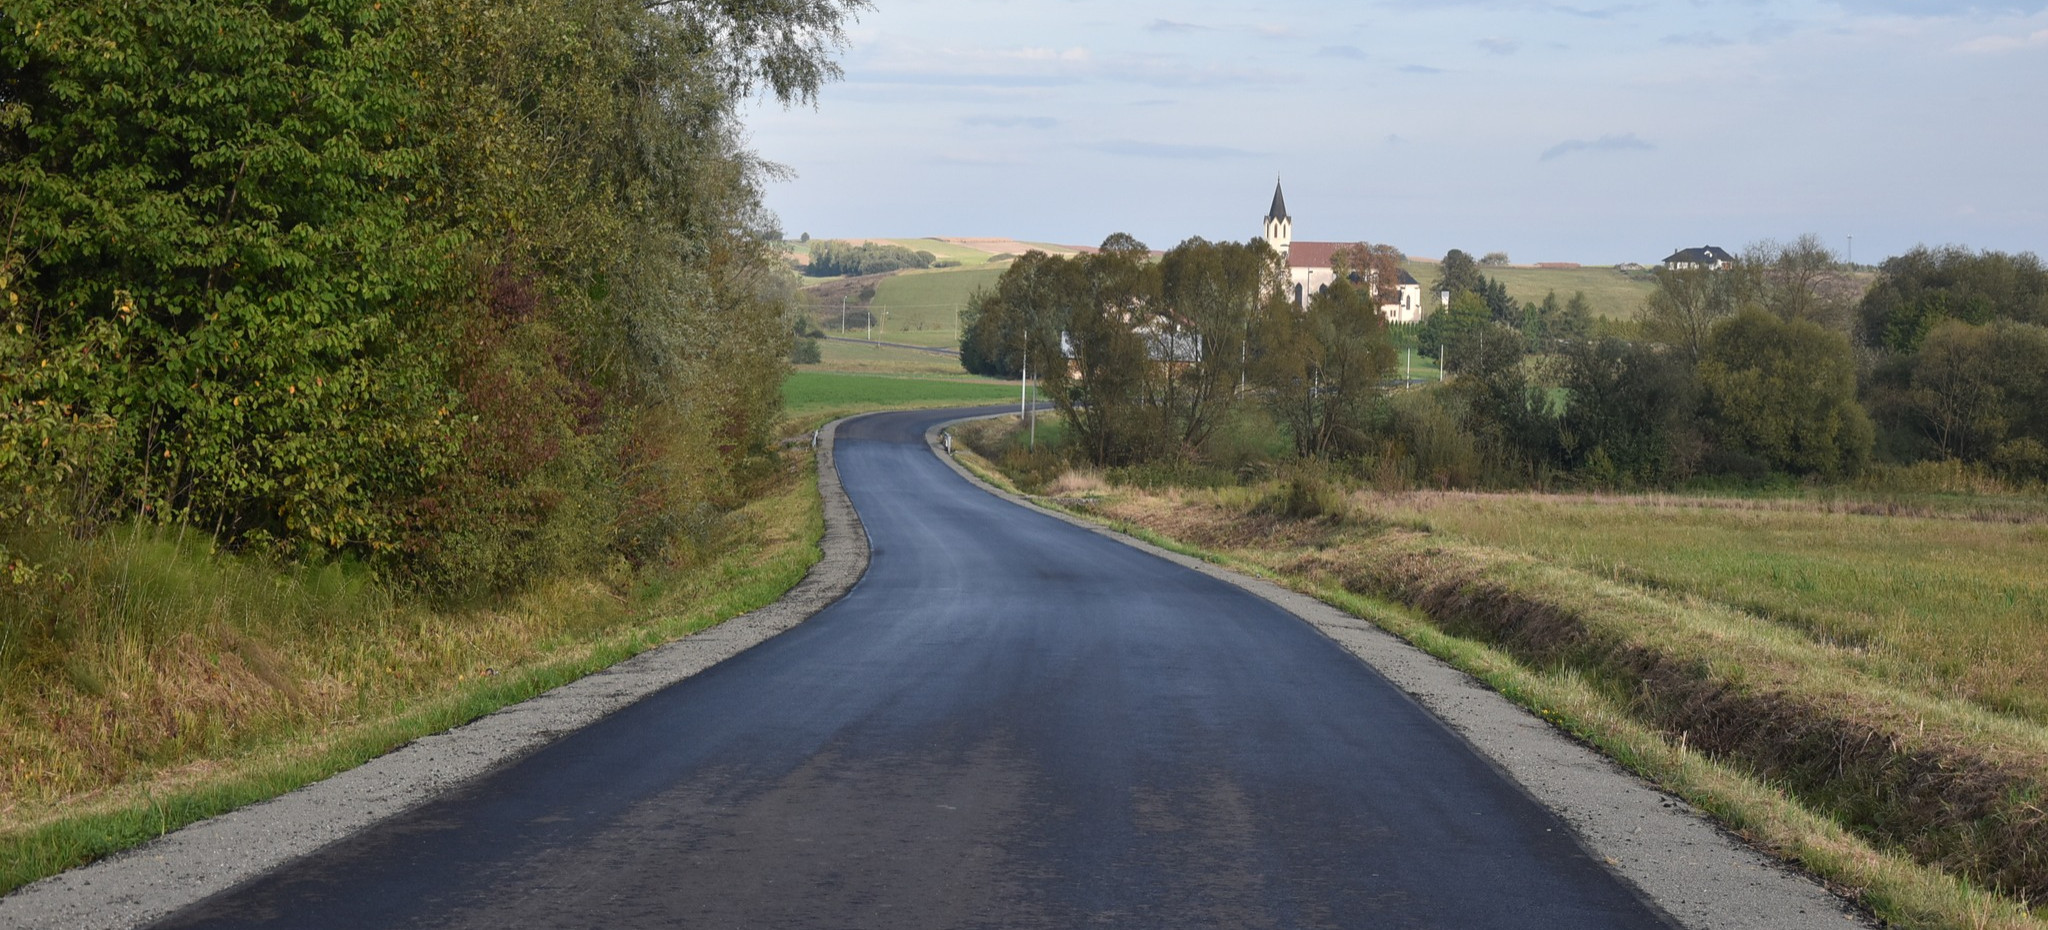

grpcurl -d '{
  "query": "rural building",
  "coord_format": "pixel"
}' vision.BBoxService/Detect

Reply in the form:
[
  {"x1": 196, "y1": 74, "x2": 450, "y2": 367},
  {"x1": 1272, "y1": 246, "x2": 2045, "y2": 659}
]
[
  {"x1": 1662, "y1": 245, "x2": 1735, "y2": 271},
  {"x1": 1261, "y1": 180, "x2": 1424, "y2": 323}
]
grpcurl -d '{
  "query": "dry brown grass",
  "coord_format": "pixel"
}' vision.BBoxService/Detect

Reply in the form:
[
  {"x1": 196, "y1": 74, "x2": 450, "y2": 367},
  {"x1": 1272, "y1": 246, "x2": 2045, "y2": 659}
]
[{"x1": 0, "y1": 450, "x2": 822, "y2": 846}]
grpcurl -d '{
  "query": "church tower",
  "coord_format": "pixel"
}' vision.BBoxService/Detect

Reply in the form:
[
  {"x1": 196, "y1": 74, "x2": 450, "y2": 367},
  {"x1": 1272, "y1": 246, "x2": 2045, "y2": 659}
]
[{"x1": 1262, "y1": 179, "x2": 1292, "y2": 261}]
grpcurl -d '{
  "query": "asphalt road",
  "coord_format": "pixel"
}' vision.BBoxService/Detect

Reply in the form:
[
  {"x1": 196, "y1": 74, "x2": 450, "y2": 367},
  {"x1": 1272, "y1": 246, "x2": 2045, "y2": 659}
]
[{"x1": 150, "y1": 407, "x2": 1679, "y2": 929}]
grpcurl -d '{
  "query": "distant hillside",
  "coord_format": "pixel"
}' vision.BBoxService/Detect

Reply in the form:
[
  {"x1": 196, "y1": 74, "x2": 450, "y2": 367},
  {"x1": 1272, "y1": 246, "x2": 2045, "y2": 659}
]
[
  {"x1": 793, "y1": 241, "x2": 1656, "y2": 347},
  {"x1": 789, "y1": 238, "x2": 1093, "y2": 350},
  {"x1": 1401, "y1": 259, "x2": 1657, "y2": 320}
]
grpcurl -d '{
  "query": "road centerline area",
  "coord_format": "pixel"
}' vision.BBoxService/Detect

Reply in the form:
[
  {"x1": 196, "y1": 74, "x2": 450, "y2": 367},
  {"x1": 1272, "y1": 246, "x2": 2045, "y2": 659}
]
[{"x1": 72, "y1": 407, "x2": 1854, "y2": 929}]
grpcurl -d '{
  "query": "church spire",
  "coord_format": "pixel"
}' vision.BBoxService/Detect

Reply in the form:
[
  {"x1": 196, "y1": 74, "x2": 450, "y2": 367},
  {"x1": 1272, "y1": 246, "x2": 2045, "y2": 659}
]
[
  {"x1": 1267, "y1": 178, "x2": 1289, "y2": 222},
  {"x1": 1261, "y1": 177, "x2": 1292, "y2": 262}
]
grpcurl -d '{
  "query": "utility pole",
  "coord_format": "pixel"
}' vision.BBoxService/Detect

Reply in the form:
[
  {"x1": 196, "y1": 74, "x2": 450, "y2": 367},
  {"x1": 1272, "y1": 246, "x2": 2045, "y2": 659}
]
[{"x1": 1847, "y1": 235, "x2": 1854, "y2": 268}]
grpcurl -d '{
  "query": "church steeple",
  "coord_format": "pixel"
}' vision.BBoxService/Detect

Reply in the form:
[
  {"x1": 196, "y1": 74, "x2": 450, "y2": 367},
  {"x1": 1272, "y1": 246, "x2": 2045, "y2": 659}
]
[{"x1": 1262, "y1": 177, "x2": 1293, "y2": 260}]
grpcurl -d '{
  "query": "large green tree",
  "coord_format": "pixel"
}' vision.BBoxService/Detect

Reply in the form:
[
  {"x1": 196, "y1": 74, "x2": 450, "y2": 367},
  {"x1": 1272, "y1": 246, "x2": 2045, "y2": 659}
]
[
  {"x1": 1857, "y1": 246, "x2": 2048, "y2": 353},
  {"x1": 1699, "y1": 308, "x2": 1873, "y2": 478},
  {"x1": 1152, "y1": 237, "x2": 1269, "y2": 449},
  {"x1": 1639, "y1": 266, "x2": 1741, "y2": 364},
  {"x1": 1, "y1": 0, "x2": 863, "y2": 589},
  {"x1": 1901, "y1": 320, "x2": 2048, "y2": 474},
  {"x1": 1555, "y1": 337, "x2": 1698, "y2": 484},
  {"x1": 1253, "y1": 279, "x2": 1395, "y2": 458}
]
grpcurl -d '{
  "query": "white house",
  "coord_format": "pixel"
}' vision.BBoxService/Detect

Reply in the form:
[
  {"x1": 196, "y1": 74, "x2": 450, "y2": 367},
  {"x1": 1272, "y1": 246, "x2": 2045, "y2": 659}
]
[
  {"x1": 1662, "y1": 245, "x2": 1735, "y2": 271},
  {"x1": 1260, "y1": 180, "x2": 1424, "y2": 323}
]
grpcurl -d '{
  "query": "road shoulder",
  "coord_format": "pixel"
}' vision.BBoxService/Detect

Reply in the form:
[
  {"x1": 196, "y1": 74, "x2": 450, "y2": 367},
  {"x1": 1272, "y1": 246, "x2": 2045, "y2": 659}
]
[{"x1": 0, "y1": 419, "x2": 874, "y2": 930}]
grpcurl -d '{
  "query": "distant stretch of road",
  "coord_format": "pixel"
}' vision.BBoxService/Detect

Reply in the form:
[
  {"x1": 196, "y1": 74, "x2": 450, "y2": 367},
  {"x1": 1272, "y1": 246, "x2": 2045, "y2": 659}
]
[{"x1": 151, "y1": 406, "x2": 1676, "y2": 928}]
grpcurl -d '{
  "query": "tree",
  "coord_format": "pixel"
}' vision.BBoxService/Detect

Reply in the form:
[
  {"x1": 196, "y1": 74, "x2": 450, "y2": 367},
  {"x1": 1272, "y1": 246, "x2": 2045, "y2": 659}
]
[
  {"x1": 0, "y1": 0, "x2": 862, "y2": 587},
  {"x1": 1433, "y1": 249, "x2": 1483, "y2": 297},
  {"x1": 960, "y1": 251, "x2": 1066, "y2": 380},
  {"x1": 1043, "y1": 236, "x2": 1160, "y2": 465},
  {"x1": 804, "y1": 240, "x2": 935, "y2": 276},
  {"x1": 1447, "y1": 324, "x2": 1553, "y2": 475},
  {"x1": 1699, "y1": 309, "x2": 1873, "y2": 478},
  {"x1": 1331, "y1": 242, "x2": 1405, "y2": 306},
  {"x1": 1740, "y1": 234, "x2": 1854, "y2": 331},
  {"x1": 1556, "y1": 338, "x2": 1699, "y2": 484},
  {"x1": 1252, "y1": 279, "x2": 1396, "y2": 458},
  {"x1": 1153, "y1": 238, "x2": 1268, "y2": 449},
  {"x1": 1480, "y1": 251, "x2": 1510, "y2": 266},
  {"x1": 1477, "y1": 276, "x2": 1519, "y2": 326},
  {"x1": 1857, "y1": 246, "x2": 2048, "y2": 353},
  {"x1": 1903, "y1": 320, "x2": 2048, "y2": 466},
  {"x1": 1419, "y1": 290, "x2": 1490, "y2": 363},
  {"x1": 1639, "y1": 266, "x2": 1740, "y2": 364}
]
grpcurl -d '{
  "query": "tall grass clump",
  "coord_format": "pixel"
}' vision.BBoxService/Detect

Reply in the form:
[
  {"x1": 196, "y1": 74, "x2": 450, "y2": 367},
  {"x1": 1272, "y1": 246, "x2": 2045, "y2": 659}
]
[{"x1": 0, "y1": 448, "x2": 823, "y2": 891}]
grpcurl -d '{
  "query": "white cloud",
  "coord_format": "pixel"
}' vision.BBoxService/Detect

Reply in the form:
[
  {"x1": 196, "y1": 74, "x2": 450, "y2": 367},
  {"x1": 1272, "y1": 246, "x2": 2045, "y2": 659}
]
[
  {"x1": 1004, "y1": 47, "x2": 1091, "y2": 62},
  {"x1": 1539, "y1": 133, "x2": 1656, "y2": 161},
  {"x1": 1955, "y1": 26, "x2": 2048, "y2": 50}
]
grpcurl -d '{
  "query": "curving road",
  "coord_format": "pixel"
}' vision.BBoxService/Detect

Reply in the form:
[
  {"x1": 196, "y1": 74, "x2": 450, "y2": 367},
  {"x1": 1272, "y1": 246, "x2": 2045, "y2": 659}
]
[{"x1": 150, "y1": 406, "x2": 1679, "y2": 929}]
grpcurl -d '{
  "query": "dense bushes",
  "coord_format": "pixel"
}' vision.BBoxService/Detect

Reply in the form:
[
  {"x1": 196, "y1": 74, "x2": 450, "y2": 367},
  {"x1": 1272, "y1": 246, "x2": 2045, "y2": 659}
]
[
  {"x1": 0, "y1": 0, "x2": 859, "y2": 594},
  {"x1": 803, "y1": 240, "x2": 935, "y2": 277}
]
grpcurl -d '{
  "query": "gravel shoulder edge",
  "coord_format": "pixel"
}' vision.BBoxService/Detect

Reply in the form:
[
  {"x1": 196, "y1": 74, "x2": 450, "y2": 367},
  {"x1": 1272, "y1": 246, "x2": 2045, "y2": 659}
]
[
  {"x1": 0, "y1": 416, "x2": 874, "y2": 930},
  {"x1": 927, "y1": 414, "x2": 1869, "y2": 930}
]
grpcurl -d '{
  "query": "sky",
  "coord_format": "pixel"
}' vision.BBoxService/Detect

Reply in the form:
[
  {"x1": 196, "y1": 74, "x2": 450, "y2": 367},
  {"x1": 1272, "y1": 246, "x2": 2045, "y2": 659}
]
[{"x1": 743, "y1": 0, "x2": 2048, "y2": 266}]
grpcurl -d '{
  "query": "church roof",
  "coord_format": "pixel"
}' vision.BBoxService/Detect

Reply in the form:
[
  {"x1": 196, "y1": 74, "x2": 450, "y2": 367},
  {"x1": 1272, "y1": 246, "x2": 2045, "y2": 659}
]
[
  {"x1": 1267, "y1": 180, "x2": 1289, "y2": 222},
  {"x1": 1287, "y1": 241, "x2": 1340, "y2": 270}
]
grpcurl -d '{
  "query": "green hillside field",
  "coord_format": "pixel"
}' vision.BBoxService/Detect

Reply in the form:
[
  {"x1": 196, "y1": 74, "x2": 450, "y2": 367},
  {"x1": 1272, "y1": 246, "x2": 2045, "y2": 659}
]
[
  {"x1": 1402, "y1": 260, "x2": 1657, "y2": 320},
  {"x1": 852, "y1": 264, "x2": 1011, "y2": 347}
]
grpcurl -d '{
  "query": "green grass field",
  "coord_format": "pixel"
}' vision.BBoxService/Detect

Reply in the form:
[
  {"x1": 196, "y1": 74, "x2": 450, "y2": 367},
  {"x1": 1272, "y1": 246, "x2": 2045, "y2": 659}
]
[
  {"x1": 884, "y1": 238, "x2": 1006, "y2": 265},
  {"x1": 1402, "y1": 260, "x2": 1657, "y2": 320},
  {"x1": 782, "y1": 370, "x2": 1020, "y2": 424},
  {"x1": 1383, "y1": 492, "x2": 2048, "y2": 724},
  {"x1": 812, "y1": 338, "x2": 966, "y2": 376},
  {"x1": 861, "y1": 264, "x2": 1011, "y2": 347}
]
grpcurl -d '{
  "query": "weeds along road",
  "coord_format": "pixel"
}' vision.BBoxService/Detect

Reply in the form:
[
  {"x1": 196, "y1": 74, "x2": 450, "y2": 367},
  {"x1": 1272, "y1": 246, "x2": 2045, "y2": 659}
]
[{"x1": 152, "y1": 407, "x2": 1691, "y2": 929}]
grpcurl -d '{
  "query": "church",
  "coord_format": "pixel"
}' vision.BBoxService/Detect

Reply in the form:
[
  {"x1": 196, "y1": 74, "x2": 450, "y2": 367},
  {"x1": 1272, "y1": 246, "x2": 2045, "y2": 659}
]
[{"x1": 1260, "y1": 180, "x2": 1424, "y2": 324}]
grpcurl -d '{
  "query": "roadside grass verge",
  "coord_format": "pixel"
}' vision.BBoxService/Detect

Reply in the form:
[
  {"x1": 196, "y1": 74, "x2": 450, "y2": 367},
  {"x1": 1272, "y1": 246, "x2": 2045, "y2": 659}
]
[
  {"x1": 955, "y1": 423, "x2": 2048, "y2": 928},
  {"x1": 1372, "y1": 491, "x2": 2048, "y2": 726},
  {"x1": 0, "y1": 452, "x2": 824, "y2": 894}
]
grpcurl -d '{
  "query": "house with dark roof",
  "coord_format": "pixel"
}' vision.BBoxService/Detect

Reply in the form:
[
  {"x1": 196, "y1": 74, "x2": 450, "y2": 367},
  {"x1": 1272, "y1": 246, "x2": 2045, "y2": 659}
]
[
  {"x1": 1261, "y1": 180, "x2": 1424, "y2": 323},
  {"x1": 1662, "y1": 245, "x2": 1735, "y2": 271}
]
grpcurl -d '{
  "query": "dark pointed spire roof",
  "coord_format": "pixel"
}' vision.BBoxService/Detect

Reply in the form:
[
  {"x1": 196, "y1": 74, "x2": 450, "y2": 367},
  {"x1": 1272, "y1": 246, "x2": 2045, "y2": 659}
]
[{"x1": 1267, "y1": 178, "x2": 1288, "y2": 222}]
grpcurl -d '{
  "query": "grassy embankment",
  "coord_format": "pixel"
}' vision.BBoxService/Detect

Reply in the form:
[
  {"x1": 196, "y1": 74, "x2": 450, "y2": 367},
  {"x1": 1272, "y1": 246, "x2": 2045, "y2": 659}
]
[
  {"x1": 0, "y1": 450, "x2": 826, "y2": 895},
  {"x1": 956, "y1": 415, "x2": 2048, "y2": 930}
]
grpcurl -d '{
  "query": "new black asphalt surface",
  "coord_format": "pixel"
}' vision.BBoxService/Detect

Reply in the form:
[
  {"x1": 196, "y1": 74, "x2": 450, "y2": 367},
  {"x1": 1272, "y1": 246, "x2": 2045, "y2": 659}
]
[{"x1": 151, "y1": 407, "x2": 1678, "y2": 929}]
